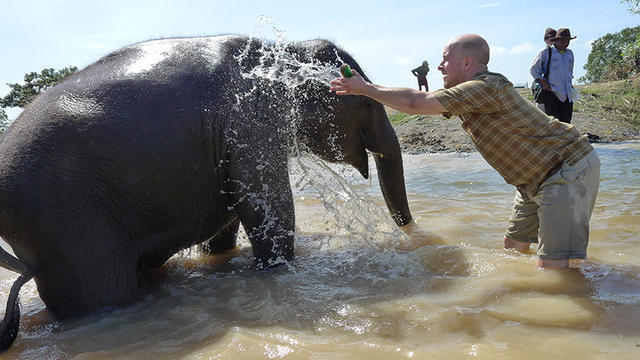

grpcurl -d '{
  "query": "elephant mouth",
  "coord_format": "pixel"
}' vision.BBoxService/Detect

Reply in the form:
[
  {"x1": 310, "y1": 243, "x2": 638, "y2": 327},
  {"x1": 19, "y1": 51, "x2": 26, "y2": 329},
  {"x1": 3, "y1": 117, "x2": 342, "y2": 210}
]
[{"x1": 351, "y1": 146, "x2": 369, "y2": 179}]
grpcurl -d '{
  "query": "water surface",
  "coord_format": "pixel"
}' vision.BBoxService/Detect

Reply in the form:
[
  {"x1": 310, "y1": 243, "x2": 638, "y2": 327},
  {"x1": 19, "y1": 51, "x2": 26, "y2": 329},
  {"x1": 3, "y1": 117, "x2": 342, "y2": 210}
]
[{"x1": 1, "y1": 143, "x2": 639, "y2": 359}]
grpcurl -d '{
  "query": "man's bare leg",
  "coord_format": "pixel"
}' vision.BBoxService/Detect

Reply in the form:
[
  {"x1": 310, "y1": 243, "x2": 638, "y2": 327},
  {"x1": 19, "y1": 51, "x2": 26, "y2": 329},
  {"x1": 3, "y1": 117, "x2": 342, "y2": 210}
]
[
  {"x1": 537, "y1": 258, "x2": 569, "y2": 269},
  {"x1": 503, "y1": 236, "x2": 530, "y2": 252},
  {"x1": 504, "y1": 237, "x2": 570, "y2": 268}
]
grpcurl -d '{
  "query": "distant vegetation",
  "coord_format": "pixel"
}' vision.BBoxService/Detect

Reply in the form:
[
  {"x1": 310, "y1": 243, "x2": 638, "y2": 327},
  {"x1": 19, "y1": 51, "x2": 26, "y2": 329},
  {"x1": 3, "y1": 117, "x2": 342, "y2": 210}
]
[
  {"x1": 0, "y1": 66, "x2": 77, "y2": 136},
  {"x1": 0, "y1": 109, "x2": 8, "y2": 137},
  {"x1": 580, "y1": 25, "x2": 640, "y2": 83},
  {"x1": 623, "y1": 0, "x2": 640, "y2": 14},
  {"x1": 1, "y1": 66, "x2": 78, "y2": 108},
  {"x1": 575, "y1": 79, "x2": 640, "y2": 129},
  {"x1": 516, "y1": 81, "x2": 640, "y2": 129}
]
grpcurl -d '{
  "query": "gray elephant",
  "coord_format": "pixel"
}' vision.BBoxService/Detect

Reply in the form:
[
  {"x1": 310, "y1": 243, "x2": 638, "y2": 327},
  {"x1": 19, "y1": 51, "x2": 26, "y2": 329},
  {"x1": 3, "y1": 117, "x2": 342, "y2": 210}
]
[{"x1": 0, "y1": 35, "x2": 411, "y2": 352}]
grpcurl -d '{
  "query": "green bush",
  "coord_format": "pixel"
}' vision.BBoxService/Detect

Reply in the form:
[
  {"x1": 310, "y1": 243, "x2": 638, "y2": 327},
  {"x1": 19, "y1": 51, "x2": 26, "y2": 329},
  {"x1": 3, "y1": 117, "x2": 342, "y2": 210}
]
[
  {"x1": 581, "y1": 26, "x2": 640, "y2": 83},
  {"x1": 2, "y1": 66, "x2": 77, "y2": 108}
]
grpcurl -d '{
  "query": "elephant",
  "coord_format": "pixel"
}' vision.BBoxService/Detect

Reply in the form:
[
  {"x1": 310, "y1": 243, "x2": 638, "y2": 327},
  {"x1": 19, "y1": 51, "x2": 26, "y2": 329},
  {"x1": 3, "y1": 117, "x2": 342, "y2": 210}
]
[{"x1": 0, "y1": 35, "x2": 412, "y2": 352}]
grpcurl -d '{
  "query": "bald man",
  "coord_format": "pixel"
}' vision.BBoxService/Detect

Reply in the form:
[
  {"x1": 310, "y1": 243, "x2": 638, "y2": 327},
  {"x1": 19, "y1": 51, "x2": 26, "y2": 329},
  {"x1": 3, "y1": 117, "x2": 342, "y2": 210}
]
[{"x1": 330, "y1": 34, "x2": 600, "y2": 269}]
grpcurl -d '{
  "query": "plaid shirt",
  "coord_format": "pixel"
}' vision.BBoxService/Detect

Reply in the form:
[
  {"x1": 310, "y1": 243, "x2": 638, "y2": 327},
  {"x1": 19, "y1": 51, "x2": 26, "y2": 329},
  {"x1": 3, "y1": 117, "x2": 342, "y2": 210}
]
[{"x1": 433, "y1": 71, "x2": 593, "y2": 199}]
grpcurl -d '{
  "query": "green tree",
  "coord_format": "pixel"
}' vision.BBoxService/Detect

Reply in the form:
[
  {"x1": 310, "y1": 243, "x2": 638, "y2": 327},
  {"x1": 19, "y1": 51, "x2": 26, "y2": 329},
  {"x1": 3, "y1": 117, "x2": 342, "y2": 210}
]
[
  {"x1": 2, "y1": 66, "x2": 78, "y2": 108},
  {"x1": 581, "y1": 26, "x2": 640, "y2": 83},
  {"x1": 0, "y1": 108, "x2": 8, "y2": 137},
  {"x1": 622, "y1": 0, "x2": 640, "y2": 14}
]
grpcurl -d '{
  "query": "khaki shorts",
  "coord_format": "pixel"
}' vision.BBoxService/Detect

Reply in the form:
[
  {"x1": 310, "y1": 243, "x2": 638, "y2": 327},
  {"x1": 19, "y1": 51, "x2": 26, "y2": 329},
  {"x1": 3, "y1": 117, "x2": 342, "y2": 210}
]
[{"x1": 504, "y1": 150, "x2": 600, "y2": 260}]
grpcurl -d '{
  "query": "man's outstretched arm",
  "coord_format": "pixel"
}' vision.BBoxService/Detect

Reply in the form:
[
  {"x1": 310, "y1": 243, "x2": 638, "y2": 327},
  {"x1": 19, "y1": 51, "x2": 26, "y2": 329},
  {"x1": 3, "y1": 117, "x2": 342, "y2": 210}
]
[{"x1": 330, "y1": 69, "x2": 447, "y2": 115}]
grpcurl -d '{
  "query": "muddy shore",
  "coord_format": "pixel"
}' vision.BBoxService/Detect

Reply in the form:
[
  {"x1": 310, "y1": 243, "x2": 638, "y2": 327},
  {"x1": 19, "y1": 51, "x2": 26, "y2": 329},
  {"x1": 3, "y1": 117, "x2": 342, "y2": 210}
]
[{"x1": 389, "y1": 107, "x2": 640, "y2": 154}]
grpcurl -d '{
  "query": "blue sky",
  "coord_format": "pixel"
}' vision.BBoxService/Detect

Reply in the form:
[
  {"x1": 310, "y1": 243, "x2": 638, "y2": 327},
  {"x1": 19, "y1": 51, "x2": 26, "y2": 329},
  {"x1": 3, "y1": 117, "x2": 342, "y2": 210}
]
[{"x1": 1, "y1": 0, "x2": 638, "y2": 119}]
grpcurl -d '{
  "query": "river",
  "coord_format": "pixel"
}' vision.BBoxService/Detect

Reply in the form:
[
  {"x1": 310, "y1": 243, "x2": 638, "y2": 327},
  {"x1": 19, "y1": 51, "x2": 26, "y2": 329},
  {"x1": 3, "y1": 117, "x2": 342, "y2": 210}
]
[{"x1": 1, "y1": 143, "x2": 639, "y2": 359}]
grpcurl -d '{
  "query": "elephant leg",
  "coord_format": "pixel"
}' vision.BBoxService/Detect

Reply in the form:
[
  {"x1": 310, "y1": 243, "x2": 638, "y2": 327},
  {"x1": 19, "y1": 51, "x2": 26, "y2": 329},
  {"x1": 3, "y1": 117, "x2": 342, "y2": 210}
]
[
  {"x1": 227, "y1": 136, "x2": 295, "y2": 268},
  {"x1": 33, "y1": 219, "x2": 138, "y2": 319},
  {"x1": 200, "y1": 217, "x2": 240, "y2": 254},
  {"x1": 234, "y1": 186, "x2": 294, "y2": 269}
]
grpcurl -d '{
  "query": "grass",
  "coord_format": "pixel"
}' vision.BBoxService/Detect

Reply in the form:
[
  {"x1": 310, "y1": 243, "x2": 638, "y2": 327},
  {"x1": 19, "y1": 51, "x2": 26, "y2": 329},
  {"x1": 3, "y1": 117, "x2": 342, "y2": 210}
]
[
  {"x1": 387, "y1": 111, "x2": 416, "y2": 125},
  {"x1": 516, "y1": 79, "x2": 640, "y2": 130},
  {"x1": 575, "y1": 79, "x2": 640, "y2": 128}
]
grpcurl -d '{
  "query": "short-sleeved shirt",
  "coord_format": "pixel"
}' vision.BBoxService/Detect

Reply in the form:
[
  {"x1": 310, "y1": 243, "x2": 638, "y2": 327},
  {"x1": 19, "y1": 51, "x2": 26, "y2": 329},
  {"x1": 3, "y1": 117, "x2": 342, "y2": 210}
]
[{"x1": 433, "y1": 71, "x2": 593, "y2": 199}]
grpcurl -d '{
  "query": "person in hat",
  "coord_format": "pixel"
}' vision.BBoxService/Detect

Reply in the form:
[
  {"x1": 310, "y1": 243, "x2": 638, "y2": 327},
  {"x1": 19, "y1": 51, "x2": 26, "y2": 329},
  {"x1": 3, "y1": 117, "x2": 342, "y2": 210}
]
[
  {"x1": 530, "y1": 28, "x2": 578, "y2": 123},
  {"x1": 533, "y1": 28, "x2": 557, "y2": 111},
  {"x1": 330, "y1": 34, "x2": 600, "y2": 269},
  {"x1": 411, "y1": 61, "x2": 430, "y2": 91},
  {"x1": 544, "y1": 28, "x2": 557, "y2": 47}
]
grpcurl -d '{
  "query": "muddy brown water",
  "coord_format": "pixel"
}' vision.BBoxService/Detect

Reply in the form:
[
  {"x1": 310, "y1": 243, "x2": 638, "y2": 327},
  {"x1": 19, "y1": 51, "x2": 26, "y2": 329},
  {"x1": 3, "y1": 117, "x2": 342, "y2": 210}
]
[{"x1": 1, "y1": 143, "x2": 639, "y2": 359}]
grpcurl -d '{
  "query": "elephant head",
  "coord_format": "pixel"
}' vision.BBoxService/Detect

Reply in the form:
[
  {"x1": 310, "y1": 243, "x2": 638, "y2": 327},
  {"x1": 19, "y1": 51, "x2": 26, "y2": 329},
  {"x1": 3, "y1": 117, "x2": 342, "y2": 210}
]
[{"x1": 285, "y1": 40, "x2": 413, "y2": 226}]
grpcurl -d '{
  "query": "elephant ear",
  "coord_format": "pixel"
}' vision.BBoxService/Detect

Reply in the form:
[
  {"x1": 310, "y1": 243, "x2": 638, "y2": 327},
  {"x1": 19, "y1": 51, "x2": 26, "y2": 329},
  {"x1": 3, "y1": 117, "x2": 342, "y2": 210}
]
[
  {"x1": 291, "y1": 80, "x2": 370, "y2": 179},
  {"x1": 359, "y1": 103, "x2": 393, "y2": 154}
]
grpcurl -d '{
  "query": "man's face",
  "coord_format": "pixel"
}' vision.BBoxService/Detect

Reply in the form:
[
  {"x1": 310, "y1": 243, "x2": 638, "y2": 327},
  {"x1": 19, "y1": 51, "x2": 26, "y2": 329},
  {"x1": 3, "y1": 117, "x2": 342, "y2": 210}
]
[
  {"x1": 438, "y1": 43, "x2": 466, "y2": 89},
  {"x1": 555, "y1": 38, "x2": 570, "y2": 52}
]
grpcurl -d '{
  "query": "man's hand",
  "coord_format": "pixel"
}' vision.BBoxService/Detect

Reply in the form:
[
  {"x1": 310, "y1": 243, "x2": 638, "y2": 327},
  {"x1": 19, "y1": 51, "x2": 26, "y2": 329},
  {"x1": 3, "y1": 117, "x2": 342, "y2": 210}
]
[
  {"x1": 330, "y1": 70, "x2": 369, "y2": 96},
  {"x1": 538, "y1": 78, "x2": 551, "y2": 91}
]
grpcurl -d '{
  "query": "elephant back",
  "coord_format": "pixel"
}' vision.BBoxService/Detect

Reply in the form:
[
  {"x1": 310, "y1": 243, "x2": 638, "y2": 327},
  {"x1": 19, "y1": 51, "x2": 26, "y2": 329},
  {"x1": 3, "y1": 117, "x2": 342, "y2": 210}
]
[{"x1": 0, "y1": 36, "x2": 259, "y2": 253}]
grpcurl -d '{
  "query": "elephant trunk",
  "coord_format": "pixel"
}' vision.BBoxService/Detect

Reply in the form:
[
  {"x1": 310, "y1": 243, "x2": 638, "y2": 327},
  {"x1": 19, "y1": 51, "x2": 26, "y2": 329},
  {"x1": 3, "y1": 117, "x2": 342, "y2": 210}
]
[
  {"x1": 367, "y1": 106, "x2": 412, "y2": 226},
  {"x1": 374, "y1": 150, "x2": 412, "y2": 226}
]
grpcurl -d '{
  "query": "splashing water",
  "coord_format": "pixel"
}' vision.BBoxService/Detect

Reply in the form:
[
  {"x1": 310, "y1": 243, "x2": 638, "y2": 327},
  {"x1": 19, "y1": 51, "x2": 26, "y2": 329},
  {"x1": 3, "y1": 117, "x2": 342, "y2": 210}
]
[
  {"x1": 220, "y1": 16, "x2": 408, "y2": 260},
  {"x1": 238, "y1": 16, "x2": 345, "y2": 88}
]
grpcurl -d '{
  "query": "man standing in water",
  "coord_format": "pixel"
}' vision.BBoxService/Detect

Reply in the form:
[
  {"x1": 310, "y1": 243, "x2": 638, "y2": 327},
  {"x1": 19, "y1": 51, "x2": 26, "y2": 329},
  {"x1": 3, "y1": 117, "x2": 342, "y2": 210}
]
[{"x1": 330, "y1": 34, "x2": 600, "y2": 269}]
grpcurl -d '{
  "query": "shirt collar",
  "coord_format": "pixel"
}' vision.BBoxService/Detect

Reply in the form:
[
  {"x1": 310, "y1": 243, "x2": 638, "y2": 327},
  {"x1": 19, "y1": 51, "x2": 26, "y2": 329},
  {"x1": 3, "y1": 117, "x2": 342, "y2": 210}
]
[
  {"x1": 472, "y1": 70, "x2": 491, "y2": 79},
  {"x1": 553, "y1": 46, "x2": 566, "y2": 54}
]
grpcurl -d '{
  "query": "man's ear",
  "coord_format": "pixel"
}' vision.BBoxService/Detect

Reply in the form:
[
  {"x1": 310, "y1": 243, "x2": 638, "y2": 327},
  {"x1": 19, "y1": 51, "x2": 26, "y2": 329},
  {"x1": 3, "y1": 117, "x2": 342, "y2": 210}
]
[{"x1": 464, "y1": 56, "x2": 473, "y2": 71}]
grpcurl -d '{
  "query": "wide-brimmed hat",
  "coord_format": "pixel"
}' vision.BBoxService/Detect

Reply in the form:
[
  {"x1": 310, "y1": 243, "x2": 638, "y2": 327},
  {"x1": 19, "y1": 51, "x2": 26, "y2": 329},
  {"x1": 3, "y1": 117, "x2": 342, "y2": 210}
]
[
  {"x1": 552, "y1": 28, "x2": 577, "y2": 40},
  {"x1": 544, "y1": 28, "x2": 557, "y2": 40}
]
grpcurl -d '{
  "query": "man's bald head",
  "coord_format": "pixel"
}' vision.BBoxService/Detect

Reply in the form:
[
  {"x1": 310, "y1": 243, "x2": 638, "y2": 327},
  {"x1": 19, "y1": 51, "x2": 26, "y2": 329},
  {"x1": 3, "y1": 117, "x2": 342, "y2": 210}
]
[
  {"x1": 438, "y1": 34, "x2": 490, "y2": 88},
  {"x1": 448, "y1": 34, "x2": 490, "y2": 68}
]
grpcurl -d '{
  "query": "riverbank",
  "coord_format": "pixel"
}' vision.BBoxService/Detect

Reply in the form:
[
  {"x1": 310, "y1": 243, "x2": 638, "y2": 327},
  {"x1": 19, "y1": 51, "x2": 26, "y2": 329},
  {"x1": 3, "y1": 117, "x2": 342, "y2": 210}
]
[{"x1": 389, "y1": 80, "x2": 640, "y2": 154}]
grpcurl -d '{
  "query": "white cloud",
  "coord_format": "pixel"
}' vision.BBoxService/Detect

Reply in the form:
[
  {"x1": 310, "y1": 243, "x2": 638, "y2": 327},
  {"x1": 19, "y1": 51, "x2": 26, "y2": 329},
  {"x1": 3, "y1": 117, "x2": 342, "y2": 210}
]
[
  {"x1": 395, "y1": 57, "x2": 412, "y2": 65},
  {"x1": 476, "y1": 3, "x2": 500, "y2": 8},
  {"x1": 509, "y1": 41, "x2": 537, "y2": 55},
  {"x1": 490, "y1": 45, "x2": 507, "y2": 57}
]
